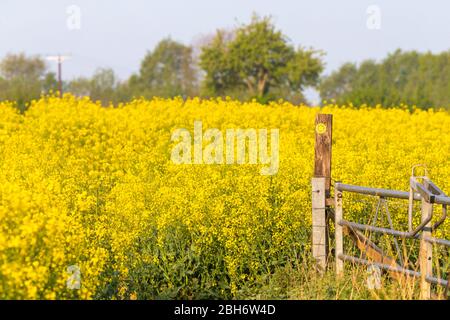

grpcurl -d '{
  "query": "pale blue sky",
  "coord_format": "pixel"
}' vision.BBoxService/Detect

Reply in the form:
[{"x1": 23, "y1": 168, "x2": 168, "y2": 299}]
[{"x1": 0, "y1": 0, "x2": 449, "y2": 101}]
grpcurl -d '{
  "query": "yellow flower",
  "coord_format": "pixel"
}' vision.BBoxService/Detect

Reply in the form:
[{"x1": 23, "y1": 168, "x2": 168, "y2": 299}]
[{"x1": 0, "y1": 94, "x2": 448, "y2": 299}]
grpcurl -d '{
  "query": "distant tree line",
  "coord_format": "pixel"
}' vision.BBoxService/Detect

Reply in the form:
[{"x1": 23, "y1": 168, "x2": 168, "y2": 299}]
[
  {"x1": 320, "y1": 49, "x2": 450, "y2": 109},
  {"x1": 0, "y1": 15, "x2": 449, "y2": 110}
]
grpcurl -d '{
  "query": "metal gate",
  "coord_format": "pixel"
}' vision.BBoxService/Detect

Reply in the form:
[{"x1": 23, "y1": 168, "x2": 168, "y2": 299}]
[
  {"x1": 334, "y1": 167, "x2": 450, "y2": 299},
  {"x1": 311, "y1": 113, "x2": 450, "y2": 299}
]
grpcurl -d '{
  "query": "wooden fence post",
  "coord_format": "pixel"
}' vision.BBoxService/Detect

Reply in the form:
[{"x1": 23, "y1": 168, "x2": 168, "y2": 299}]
[
  {"x1": 312, "y1": 177, "x2": 327, "y2": 270},
  {"x1": 314, "y1": 114, "x2": 333, "y2": 198},
  {"x1": 419, "y1": 189, "x2": 433, "y2": 299},
  {"x1": 312, "y1": 114, "x2": 333, "y2": 270}
]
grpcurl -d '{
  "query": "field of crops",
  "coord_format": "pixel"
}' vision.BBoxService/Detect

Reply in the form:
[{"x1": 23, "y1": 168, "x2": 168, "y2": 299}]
[{"x1": 0, "y1": 95, "x2": 449, "y2": 299}]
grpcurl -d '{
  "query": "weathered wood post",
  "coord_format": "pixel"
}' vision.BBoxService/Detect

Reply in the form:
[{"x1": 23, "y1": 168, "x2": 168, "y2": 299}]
[
  {"x1": 312, "y1": 177, "x2": 327, "y2": 270},
  {"x1": 419, "y1": 180, "x2": 433, "y2": 300},
  {"x1": 335, "y1": 187, "x2": 344, "y2": 276},
  {"x1": 312, "y1": 114, "x2": 332, "y2": 270}
]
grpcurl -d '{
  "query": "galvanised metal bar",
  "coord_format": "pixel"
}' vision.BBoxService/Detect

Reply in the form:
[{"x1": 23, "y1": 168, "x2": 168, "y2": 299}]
[
  {"x1": 339, "y1": 219, "x2": 429, "y2": 239},
  {"x1": 422, "y1": 236, "x2": 450, "y2": 247},
  {"x1": 335, "y1": 183, "x2": 421, "y2": 201},
  {"x1": 339, "y1": 219, "x2": 412, "y2": 237},
  {"x1": 335, "y1": 182, "x2": 450, "y2": 206},
  {"x1": 340, "y1": 219, "x2": 450, "y2": 243},
  {"x1": 339, "y1": 254, "x2": 450, "y2": 287},
  {"x1": 414, "y1": 181, "x2": 435, "y2": 203},
  {"x1": 432, "y1": 204, "x2": 447, "y2": 231},
  {"x1": 427, "y1": 179, "x2": 447, "y2": 197},
  {"x1": 426, "y1": 276, "x2": 449, "y2": 287},
  {"x1": 408, "y1": 182, "x2": 415, "y2": 232},
  {"x1": 435, "y1": 195, "x2": 450, "y2": 206},
  {"x1": 338, "y1": 254, "x2": 421, "y2": 278}
]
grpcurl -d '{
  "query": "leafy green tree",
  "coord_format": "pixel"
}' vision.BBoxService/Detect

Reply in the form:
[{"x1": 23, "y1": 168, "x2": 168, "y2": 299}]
[
  {"x1": 320, "y1": 49, "x2": 450, "y2": 109},
  {"x1": 90, "y1": 68, "x2": 119, "y2": 104},
  {"x1": 0, "y1": 53, "x2": 52, "y2": 110},
  {"x1": 130, "y1": 38, "x2": 198, "y2": 98},
  {"x1": 198, "y1": 30, "x2": 239, "y2": 97},
  {"x1": 68, "y1": 68, "x2": 121, "y2": 105},
  {"x1": 42, "y1": 72, "x2": 59, "y2": 93},
  {"x1": 200, "y1": 15, "x2": 324, "y2": 103},
  {"x1": 0, "y1": 53, "x2": 46, "y2": 80},
  {"x1": 319, "y1": 63, "x2": 357, "y2": 102},
  {"x1": 67, "y1": 77, "x2": 92, "y2": 97}
]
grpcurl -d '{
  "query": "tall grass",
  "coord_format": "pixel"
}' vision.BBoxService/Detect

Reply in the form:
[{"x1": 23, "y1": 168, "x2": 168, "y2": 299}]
[{"x1": 237, "y1": 250, "x2": 449, "y2": 300}]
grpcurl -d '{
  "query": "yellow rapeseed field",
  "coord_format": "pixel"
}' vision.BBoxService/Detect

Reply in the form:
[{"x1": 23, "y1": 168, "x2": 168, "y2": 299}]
[{"x1": 0, "y1": 95, "x2": 449, "y2": 299}]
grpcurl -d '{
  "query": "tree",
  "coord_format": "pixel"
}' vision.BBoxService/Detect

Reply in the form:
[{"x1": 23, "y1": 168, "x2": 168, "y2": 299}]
[
  {"x1": 319, "y1": 49, "x2": 450, "y2": 109},
  {"x1": 199, "y1": 15, "x2": 324, "y2": 103},
  {"x1": 0, "y1": 53, "x2": 46, "y2": 81},
  {"x1": 318, "y1": 63, "x2": 357, "y2": 102},
  {"x1": 130, "y1": 38, "x2": 198, "y2": 98},
  {"x1": 42, "y1": 72, "x2": 59, "y2": 93},
  {"x1": 67, "y1": 68, "x2": 121, "y2": 105},
  {"x1": 0, "y1": 53, "x2": 51, "y2": 110},
  {"x1": 90, "y1": 68, "x2": 118, "y2": 104},
  {"x1": 198, "y1": 30, "x2": 240, "y2": 97},
  {"x1": 281, "y1": 47, "x2": 326, "y2": 103},
  {"x1": 67, "y1": 77, "x2": 93, "y2": 97}
]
